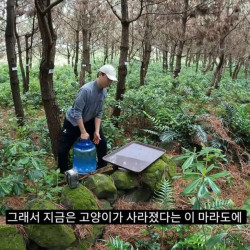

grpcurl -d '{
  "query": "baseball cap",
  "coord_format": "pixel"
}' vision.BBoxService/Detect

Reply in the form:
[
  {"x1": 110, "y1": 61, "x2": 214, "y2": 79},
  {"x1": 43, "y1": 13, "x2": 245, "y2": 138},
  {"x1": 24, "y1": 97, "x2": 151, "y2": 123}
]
[{"x1": 99, "y1": 64, "x2": 117, "y2": 81}]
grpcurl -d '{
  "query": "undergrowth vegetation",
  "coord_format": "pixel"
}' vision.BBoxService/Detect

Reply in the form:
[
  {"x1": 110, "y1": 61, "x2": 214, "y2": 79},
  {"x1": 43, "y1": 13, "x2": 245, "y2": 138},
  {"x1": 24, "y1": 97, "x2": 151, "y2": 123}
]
[{"x1": 0, "y1": 58, "x2": 249, "y2": 248}]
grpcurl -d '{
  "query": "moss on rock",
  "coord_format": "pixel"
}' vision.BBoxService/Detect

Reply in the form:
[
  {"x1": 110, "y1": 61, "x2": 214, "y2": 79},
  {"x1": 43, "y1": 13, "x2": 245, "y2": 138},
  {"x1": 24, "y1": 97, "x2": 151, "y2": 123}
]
[
  {"x1": 23, "y1": 199, "x2": 76, "y2": 248},
  {"x1": 99, "y1": 199, "x2": 113, "y2": 210},
  {"x1": 25, "y1": 224, "x2": 76, "y2": 249},
  {"x1": 160, "y1": 154, "x2": 177, "y2": 177},
  {"x1": 84, "y1": 174, "x2": 117, "y2": 199},
  {"x1": 61, "y1": 184, "x2": 99, "y2": 210},
  {"x1": 0, "y1": 225, "x2": 26, "y2": 250},
  {"x1": 23, "y1": 198, "x2": 57, "y2": 210},
  {"x1": 141, "y1": 159, "x2": 166, "y2": 191},
  {"x1": 110, "y1": 170, "x2": 138, "y2": 190}
]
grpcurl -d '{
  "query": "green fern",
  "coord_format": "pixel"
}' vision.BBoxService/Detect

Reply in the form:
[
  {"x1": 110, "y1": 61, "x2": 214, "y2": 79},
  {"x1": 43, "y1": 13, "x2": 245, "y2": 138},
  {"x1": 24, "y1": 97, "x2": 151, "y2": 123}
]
[
  {"x1": 103, "y1": 236, "x2": 133, "y2": 250},
  {"x1": 143, "y1": 111, "x2": 170, "y2": 132},
  {"x1": 206, "y1": 231, "x2": 227, "y2": 249},
  {"x1": 229, "y1": 233, "x2": 250, "y2": 250},
  {"x1": 222, "y1": 101, "x2": 235, "y2": 117},
  {"x1": 155, "y1": 124, "x2": 171, "y2": 132},
  {"x1": 172, "y1": 232, "x2": 206, "y2": 249},
  {"x1": 141, "y1": 129, "x2": 159, "y2": 136},
  {"x1": 193, "y1": 125, "x2": 208, "y2": 144},
  {"x1": 210, "y1": 139, "x2": 222, "y2": 149},
  {"x1": 154, "y1": 177, "x2": 175, "y2": 210},
  {"x1": 210, "y1": 134, "x2": 229, "y2": 151},
  {"x1": 143, "y1": 111, "x2": 162, "y2": 127},
  {"x1": 160, "y1": 131, "x2": 178, "y2": 143},
  {"x1": 202, "y1": 198, "x2": 234, "y2": 210}
]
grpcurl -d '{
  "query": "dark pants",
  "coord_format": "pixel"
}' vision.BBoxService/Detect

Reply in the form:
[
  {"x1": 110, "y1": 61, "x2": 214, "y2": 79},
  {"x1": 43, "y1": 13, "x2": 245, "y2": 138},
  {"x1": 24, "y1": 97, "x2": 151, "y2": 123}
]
[{"x1": 57, "y1": 118, "x2": 107, "y2": 173}]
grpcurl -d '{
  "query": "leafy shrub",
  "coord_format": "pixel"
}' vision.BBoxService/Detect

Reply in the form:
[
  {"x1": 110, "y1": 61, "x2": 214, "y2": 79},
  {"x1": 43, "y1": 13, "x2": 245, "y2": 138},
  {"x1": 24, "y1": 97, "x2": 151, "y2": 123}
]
[
  {"x1": 0, "y1": 64, "x2": 10, "y2": 84},
  {"x1": 0, "y1": 82, "x2": 13, "y2": 107},
  {"x1": 221, "y1": 102, "x2": 250, "y2": 148},
  {"x1": 143, "y1": 110, "x2": 208, "y2": 149},
  {"x1": 0, "y1": 138, "x2": 47, "y2": 197}
]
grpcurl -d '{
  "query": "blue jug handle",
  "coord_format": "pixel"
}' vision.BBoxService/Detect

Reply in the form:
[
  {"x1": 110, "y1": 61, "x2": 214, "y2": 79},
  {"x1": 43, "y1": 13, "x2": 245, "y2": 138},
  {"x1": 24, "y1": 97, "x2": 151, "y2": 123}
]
[{"x1": 79, "y1": 138, "x2": 92, "y2": 143}]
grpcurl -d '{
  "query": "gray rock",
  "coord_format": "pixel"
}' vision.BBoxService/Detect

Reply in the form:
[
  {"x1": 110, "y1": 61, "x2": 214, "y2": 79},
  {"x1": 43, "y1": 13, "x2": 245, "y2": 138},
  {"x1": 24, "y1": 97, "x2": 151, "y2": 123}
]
[{"x1": 83, "y1": 174, "x2": 117, "y2": 199}]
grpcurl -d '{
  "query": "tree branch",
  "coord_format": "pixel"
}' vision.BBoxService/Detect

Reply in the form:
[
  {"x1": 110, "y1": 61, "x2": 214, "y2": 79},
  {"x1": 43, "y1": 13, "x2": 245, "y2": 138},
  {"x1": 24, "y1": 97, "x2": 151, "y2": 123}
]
[
  {"x1": 35, "y1": 0, "x2": 43, "y2": 14},
  {"x1": 106, "y1": 0, "x2": 122, "y2": 21},
  {"x1": 35, "y1": 0, "x2": 63, "y2": 15},
  {"x1": 42, "y1": 0, "x2": 64, "y2": 15},
  {"x1": 129, "y1": 0, "x2": 144, "y2": 23},
  {"x1": 143, "y1": 0, "x2": 216, "y2": 16}
]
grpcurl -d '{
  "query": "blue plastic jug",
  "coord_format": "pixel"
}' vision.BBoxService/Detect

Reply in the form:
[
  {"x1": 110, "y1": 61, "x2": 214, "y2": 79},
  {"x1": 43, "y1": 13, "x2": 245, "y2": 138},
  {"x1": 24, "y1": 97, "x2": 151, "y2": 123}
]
[{"x1": 73, "y1": 139, "x2": 97, "y2": 175}]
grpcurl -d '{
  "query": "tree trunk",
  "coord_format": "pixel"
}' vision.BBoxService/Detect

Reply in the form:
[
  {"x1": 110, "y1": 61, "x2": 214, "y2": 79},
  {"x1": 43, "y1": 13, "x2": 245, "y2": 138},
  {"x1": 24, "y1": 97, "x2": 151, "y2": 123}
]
[
  {"x1": 174, "y1": 36, "x2": 185, "y2": 78},
  {"x1": 155, "y1": 48, "x2": 160, "y2": 61},
  {"x1": 15, "y1": 26, "x2": 27, "y2": 94},
  {"x1": 113, "y1": 20, "x2": 129, "y2": 118},
  {"x1": 79, "y1": 27, "x2": 91, "y2": 86},
  {"x1": 185, "y1": 47, "x2": 191, "y2": 67},
  {"x1": 202, "y1": 49, "x2": 207, "y2": 68},
  {"x1": 173, "y1": 0, "x2": 188, "y2": 79},
  {"x1": 111, "y1": 41, "x2": 114, "y2": 63},
  {"x1": 140, "y1": 2, "x2": 153, "y2": 86},
  {"x1": 206, "y1": 38, "x2": 225, "y2": 96},
  {"x1": 103, "y1": 32, "x2": 109, "y2": 64},
  {"x1": 35, "y1": 0, "x2": 62, "y2": 158},
  {"x1": 174, "y1": 39, "x2": 185, "y2": 78},
  {"x1": 140, "y1": 41, "x2": 151, "y2": 86},
  {"x1": 5, "y1": 0, "x2": 24, "y2": 126},
  {"x1": 71, "y1": 48, "x2": 75, "y2": 68},
  {"x1": 74, "y1": 24, "x2": 80, "y2": 78},
  {"x1": 163, "y1": 49, "x2": 168, "y2": 72},
  {"x1": 195, "y1": 50, "x2": 201, "y2": 73},
  {"x1": 92, "y1": 50, "x2": 96, "y2": 64},
  {"x1": 245, "y1": 57, "x2": 249, "y2": 79},
  {"x1": 112, "y1": 1, "x2": 130, "y2": 119},
  {"x1": 30, "y1": 46, "x2": 33, "y2": 68},
  {"x1": 23, "y1": 9, "x2": 35, "y2": 91},
  {"x1": 203, "y1": 52, "x2": 212, "y2": 74},
  {"x1": 232, "y1": 59, "x2": 242, "y2": 80},
  {"x1": 25, "y1": 35, "x2": 30, "y2": 92},
  {"x1": 229, "y1": 54, "x2": 233, "y2": 77},
  {"x1": 67, "y1": 43, "x2": 70, "y2": 65},
  {"x1": 169, "y1": 42, "x2": 176, "y2": 76}
]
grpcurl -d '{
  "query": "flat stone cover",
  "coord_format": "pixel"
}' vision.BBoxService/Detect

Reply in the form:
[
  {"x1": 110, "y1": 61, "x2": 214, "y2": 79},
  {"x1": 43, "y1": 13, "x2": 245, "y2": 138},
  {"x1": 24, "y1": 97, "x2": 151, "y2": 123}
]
[{"x1": 103, "y1": 141, "x2": 166, "y2": 172}]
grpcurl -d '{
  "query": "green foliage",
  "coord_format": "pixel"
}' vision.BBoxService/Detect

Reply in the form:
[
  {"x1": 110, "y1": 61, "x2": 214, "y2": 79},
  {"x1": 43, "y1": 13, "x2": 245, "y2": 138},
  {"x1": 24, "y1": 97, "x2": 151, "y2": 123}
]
[
  {"x1": 221, "y1": 102, "x2": 250, "y2": 148},
  {"x1": 0, "y1": 138, "x2": 47, "y2": 197},
  {"x1": 172, "y1": 231, "x2": 207, "y2": 249},
  {"x1": 0, "y1": 136, "x2": 62, "y2": 201},
  {"x1": 176, "y1": 146, "x2": 230, "y2": 209},
  {"x1": 54, "y1": 65, "x2": 80, "y2": 113},
  {"x1": 0, "y1": 59, "x2": 249, "y2": 249},
  {"x1": 199, "y1": 198, "x2": 234, "y2": 210},
  {"x1": 0, "y1": 64, "x2": 10, "y2": 84},
  {"x1": 143, "y1": 111, "x2": 208, "y2": 149},
  {"x1": 242, "y1": 196, "x2": 250, "y2": 215},
  {"x1": 135, "y1": 226, "x2": 160, "y2": 250},
  {"x1": 0, "y1": 82, "x2": 13, "y2": 107},
  {"x1": 0, "y1": 199, "x2": 11, "y2": 216},
  {"x1": 103, "y1": 236, "x2": 134, "y2": 250},
  {"x1": 102, "y1": 119, "x2": 127, "y2": 151},
  {"x1": 154, "y1": 177, "x2": 175, "y2": 209}
]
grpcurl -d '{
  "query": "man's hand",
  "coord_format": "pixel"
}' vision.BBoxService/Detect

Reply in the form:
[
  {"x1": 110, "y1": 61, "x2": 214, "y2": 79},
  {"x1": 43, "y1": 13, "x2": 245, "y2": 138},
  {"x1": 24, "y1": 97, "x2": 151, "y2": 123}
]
[
  {"x1": 80, "y1": 132, "x2": 89, "y2": 140},
  {"x1": 93, "y1": 131, "x2": 101, "y2": 144}
]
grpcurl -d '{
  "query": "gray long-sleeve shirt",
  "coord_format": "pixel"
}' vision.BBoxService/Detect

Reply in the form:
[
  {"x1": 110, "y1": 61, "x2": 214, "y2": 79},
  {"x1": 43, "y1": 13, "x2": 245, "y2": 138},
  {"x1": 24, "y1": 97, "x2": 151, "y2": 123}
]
[{"x1": 66, "y1": 80, "x2": 107, "y2": 126}]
